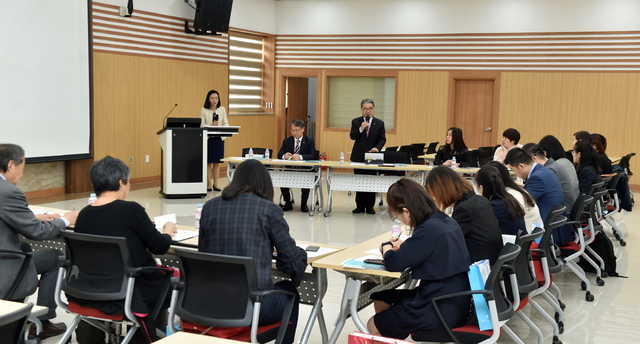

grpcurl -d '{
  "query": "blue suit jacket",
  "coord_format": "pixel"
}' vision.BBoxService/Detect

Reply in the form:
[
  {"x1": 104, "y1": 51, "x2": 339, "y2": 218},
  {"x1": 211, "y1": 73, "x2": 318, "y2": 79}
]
[{"x1": 277, "y1": 135, "x2": 317, "y2": 161}]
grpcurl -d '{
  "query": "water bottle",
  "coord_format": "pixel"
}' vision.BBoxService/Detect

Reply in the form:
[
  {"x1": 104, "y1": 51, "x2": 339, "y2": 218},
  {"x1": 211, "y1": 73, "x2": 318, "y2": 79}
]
[
  {"x1": 339, "y1": 152, "x2": 345, "y2": 164},
  {"x1": 88, "y1": 193, "x2": 97, "y2": 205},
  {"x1": 264, "y1": 148, "x2": 270, "y2": 160},
  {"x1": 391, "y1": 219, "x2": 403, "y2": 239},
  {"x1": 451, "y1": 156, "x2": 457, "y2": 169},
  {"x1": 248, "y1": 148, "x2": 254, "y2": 159},
  {"x1": 195, "y1": 204, "x2": 203, "y2": 230}
]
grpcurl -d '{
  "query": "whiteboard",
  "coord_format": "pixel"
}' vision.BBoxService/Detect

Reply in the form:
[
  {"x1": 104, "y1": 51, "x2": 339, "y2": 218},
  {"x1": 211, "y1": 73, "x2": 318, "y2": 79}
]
[{"x1": 0, "y1": 0, "x2": 91, "y2": 162}]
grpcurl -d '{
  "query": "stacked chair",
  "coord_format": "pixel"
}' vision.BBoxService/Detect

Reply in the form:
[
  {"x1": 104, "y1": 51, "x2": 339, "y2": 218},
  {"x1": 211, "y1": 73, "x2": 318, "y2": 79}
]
[{"x1": 601, "y1": 171, "x2": 627, "y2": 245}]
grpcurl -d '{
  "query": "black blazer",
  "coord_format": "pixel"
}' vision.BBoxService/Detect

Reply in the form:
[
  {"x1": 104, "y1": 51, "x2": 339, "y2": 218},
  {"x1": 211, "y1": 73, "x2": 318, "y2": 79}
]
[
  {"x1": 277, "y1": 135, "x2": 317, "y2": 160},
  {"x1": 349, "y1": 116, "x2": 386, "y2": 162}
]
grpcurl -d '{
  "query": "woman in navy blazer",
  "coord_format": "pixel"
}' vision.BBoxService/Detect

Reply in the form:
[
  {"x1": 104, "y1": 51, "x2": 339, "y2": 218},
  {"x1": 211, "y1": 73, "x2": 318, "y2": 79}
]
[
  {"x1": 475, "y1": 165, "x2": 527, "y2": 235},
  {"x1": 573, "y1": 140, "x2": 602, "y2": 194}
]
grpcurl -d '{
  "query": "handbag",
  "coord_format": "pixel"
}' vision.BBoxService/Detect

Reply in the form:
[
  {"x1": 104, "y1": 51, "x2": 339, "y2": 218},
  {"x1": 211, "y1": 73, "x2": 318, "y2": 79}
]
[{"x1": 468, "y1": 259, "x2": 492, "y2": 330}]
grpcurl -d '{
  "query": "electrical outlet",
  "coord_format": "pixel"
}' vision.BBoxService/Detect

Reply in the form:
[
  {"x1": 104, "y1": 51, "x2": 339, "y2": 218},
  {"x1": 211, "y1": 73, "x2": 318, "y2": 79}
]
[
  {"x1": 145, "y1": 155, "x2": 150, "y2": 163},
  {"x1": 129, "y1": 157, "x2": 133, "y2": 163}
]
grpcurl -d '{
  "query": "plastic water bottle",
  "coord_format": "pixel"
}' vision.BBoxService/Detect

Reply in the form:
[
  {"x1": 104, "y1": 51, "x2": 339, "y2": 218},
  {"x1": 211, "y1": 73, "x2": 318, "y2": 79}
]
[
  {"x1": 88, "y1": 193, "x2": 97, "y2": 205},
  {"x1": 248, "y1": 148, "x2": 254, "y2": 159},
  {"x1": 391, "y1": 219, "x2": 403, "y2": 239},
  {"x1": 195, "y1": 204, "x2": 203, "y2": 230},
  {"x1": 451, "y1": 156, "x2": 457, "y2": 169},
  {"x1": 264, "y1": 148, "x2": 270, "y2": 160},
  {"x1": 339, "y1": 152, "x2": 345, "y2": 164}
]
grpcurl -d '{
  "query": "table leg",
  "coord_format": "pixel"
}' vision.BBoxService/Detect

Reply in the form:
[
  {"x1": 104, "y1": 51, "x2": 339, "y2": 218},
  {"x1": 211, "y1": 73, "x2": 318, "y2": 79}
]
[
  {"x1": 299, "y1": 268, "x2": 328, "y2": 344},
  {"x1": 326, "y1": 277, "x2": 361, "y2": 344},
  {"x1": 324, "y1": 168, "x2": 333, "y2": 217}
]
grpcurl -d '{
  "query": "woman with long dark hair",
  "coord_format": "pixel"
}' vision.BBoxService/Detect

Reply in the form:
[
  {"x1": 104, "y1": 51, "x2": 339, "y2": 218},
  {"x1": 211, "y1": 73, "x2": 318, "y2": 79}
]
[
  {"x1": 200, "y1": 90, "x2": 229, "y2": 192},
  {"x1": 433, "y1": 127, "x2": 472, "y2": 167},
  {"x1": 591, "y1": 133, "x2": 612, "y2": 174},
  {"x1": 366, "y1": 178, "x2": 471, "y2": 339},
  {"x1": 573, "y1": 140, "x2": 602, "y2": 194},
  {"x1": 475, "y1": 165, "x2": 526, "y2": 235}
]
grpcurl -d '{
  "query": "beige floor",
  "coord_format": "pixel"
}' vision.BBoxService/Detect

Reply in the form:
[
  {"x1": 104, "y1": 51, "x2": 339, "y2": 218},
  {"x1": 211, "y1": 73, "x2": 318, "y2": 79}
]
[{"x1": 35, "y1": 177, "x2": 638, "y2": 344}]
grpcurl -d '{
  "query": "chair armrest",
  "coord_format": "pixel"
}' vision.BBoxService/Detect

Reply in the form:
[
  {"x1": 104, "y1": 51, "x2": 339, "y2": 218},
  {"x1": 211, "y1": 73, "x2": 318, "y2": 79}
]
[
  {"x1": 126, "y1": 266, "x2": 174, "y2": 277},
  {"x1": 531, "y1": 248, "x2": 546, "y2": 257},
  {"x1": 430, "y1": 289, "x2": 494, "y2": 344},
  {"x1": 250, "y1": 289, "x2": 296, "y2": 303},
  {"x1": 57, "y1": 256, "x2": 70, "y2": 267},
  {"x1": 170, "y1": 278, "x2": 183, "y2": 290}
]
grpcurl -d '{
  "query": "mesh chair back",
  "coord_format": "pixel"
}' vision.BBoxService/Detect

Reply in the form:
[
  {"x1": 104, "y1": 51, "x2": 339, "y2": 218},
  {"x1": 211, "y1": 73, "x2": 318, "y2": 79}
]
[
  {"x1": 0, "y1": 302, "x2": 32, "y2": 343},
  {"x1": 586, "y1": 181, "x2": 605, "y2": 197},
  {"x1": 491, "y1": 244, "x2": 520, "y2": 320},
  {"x1": 383, "y1": 151, "x2": 410, "y2": 164},
  {"x1": 0, "y1": 250, "x2": 35, "y2": 301},
  {"x1": 617, "y1": 153, "x2": 635, "y2": 176},
  {"x1": 409, "y1": 143, "x2": 426, "y2": 164},
  {"x1": 425, "y1": 141, "x2": 439, "y2": 154},
  {"x1": 541, "y1": 205, "x2": 567, "y2": 272},
  {"x1": 175, "y1": 249, "x2": 256, "y2": 328},
  {"x1": 477, "y1": 146, "x2": 494, "y2": 166},
  {"x1": 469, "y1": 149, "x2": 480, "y2": 167},
  {"x1": 385, "y1": 146, "x2": 398, "y2": 152},
  {"x1": 510, "y1": 227, "x2": 544, "y2": 298},
  {"x1": 60, "y1": 231, "x2": 131, "y2": 301}
]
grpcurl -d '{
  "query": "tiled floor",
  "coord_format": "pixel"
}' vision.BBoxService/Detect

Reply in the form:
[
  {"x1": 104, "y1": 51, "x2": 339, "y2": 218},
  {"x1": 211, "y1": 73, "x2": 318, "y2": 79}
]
[{"x1": 33, "y1": 177, "x2": 638, "y2": 344}]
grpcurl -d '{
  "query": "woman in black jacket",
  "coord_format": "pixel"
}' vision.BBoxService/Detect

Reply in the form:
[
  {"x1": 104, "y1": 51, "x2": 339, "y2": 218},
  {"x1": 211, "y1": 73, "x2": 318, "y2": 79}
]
[{"x1": 434, "y1": 127, "x2": 472, "y2": 167}]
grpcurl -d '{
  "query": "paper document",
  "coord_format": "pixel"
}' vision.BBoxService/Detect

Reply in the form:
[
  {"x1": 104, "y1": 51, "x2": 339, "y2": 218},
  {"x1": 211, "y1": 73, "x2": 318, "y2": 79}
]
[
  {"x1": 349, "y1": 162, "x2": 367, "y2": 166},
  {"x1": 171, "y1": 230, "x2": 199, "y2": 242},
  {"x1": 153, "y1": 214, "x2": 177, "y2": 230},
  {"x1": 31, "y1": 208, "x2": 49, "y2": 215}
]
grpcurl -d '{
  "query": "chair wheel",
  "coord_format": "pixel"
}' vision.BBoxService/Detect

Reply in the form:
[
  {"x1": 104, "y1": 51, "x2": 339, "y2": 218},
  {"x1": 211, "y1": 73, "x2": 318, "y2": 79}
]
[
  {"x1": 586, "y1": 291, "x2": 594, "y2": 302},
  {"x1": 558, "y1": 321, "x2": 564, "y2": 334},
  {"x1": 614, "y1": 233, "x2": 620, "y2": 240},
  {"x1": 602, "y1": 271, "x2": 608, "y2": 278},
  {"x1": 597, "y1": 277, "x2": 605, "y2": 286},
  {"x1": 581, "y1": 281, "x2": 587, "y2": 290},
  {"x1": 553, "y1": 335, "x2": 563, "y2": 344},
  {"x1": 620, "y1": 239, "x2": 627, "y2": 246},
  {"x1": 555, "y1": 312, "x2": 560, "y2": 322},
  {"x1": 560, "y1": 301, "x2": 566, "y2": 310}
]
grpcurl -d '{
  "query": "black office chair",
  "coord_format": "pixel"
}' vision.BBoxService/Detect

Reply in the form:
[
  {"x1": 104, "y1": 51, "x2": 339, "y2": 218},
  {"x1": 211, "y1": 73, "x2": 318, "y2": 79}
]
[
  {"x1": 477, "y1": 146, "x2": 494, "y2": 167},
  {"x1": 425, "y1": 141, "x2": 439, "y2": 154},
  {"x1": 385, "y1": 146, "x2": 398, "y2": 152},
  {"x1": 55, "y1": 231, "x2": 175, "y2": 344},
  {"x1": 398, "y1": 145, "x2": 412, "y2": 163},
  {"x1": 409, "y1": 143, "x2": 426, "y2": 164},
  {"x1": 469, "y1": 149, "x2": 480, "y2": 167},
  {"x1": 411, "y1": 243, "x2": 521, "y2": 344},
  {"x1": 0, "y1": 302, "x2": 33, "y2": 344},
  {"x1": 602, "y1": 171, "x2": 627, "y2": 245},
  {"x1": 0, "y1": 250, "x2": 37, "y2": 301},
  {"x1": 616, "y1": 152, "x2": 635, "y2": 177},
  {"x1": 169, "y1": 249, "x2": 295, "y2": 344}
]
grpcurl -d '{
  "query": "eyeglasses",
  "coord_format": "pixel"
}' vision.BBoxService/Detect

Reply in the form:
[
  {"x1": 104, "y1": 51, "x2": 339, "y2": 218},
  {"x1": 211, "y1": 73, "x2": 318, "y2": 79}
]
[
  {"x1": 290, "y1": 128, "x2": 303, "y2": 133},
  {"x1": 362, "y1": 107, "x2": 374, "y2": 111}
]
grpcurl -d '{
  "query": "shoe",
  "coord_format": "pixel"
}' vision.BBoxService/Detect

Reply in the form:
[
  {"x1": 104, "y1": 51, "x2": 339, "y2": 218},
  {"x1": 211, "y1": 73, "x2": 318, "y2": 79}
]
[
  {"x1": 366, "y1": 208, "x2": 376, "y2": 214},
  {"x1": 213, "y1": 187, "x2": 222, "y2": 192},
  {"x1": 280, "y1": 202, "x2": 293, "y2": 211},
  {"x1": 207, "y1": 188, "x2": 213, "y2": 192},
  {"x1": 28, "y1": 322, "x2": 67, "y2": 339},
  {"x1": 352, "y1": 207, "x2": 365, "y2": 214},
  {"x1": 301, "y1": 204, "x2": 309, "y2": 212}
]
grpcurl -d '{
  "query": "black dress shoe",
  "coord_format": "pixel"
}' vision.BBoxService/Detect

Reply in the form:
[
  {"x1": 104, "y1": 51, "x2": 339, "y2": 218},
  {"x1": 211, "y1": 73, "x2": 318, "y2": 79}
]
[
  {"x1": 206, "y1": 188, "x2": 213, "y2": 192},
  {"x1": 29, "y1": 321, "x2": 67, "y2": 339},
  {"x1": 352, "y1": 207, "x2": 365, "y2": 214},
  {"x1": 280, "y1": 202, "x2": 293, "y2": 211},
  {"x1": 213, "y1": 187, "x2": 222, "y2": 192},
  {"x1": 366, "y1": 208, "x2": 376, "y2": 214},
  {"x1": 301, "y1": 204, "x2": 309, "y2": 212}
]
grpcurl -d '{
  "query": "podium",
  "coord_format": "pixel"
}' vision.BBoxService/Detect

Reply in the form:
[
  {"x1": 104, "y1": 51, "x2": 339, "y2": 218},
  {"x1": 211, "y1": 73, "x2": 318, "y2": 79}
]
[{"x1": 157, "y1": 119, "x2": 240, "y2": 198}]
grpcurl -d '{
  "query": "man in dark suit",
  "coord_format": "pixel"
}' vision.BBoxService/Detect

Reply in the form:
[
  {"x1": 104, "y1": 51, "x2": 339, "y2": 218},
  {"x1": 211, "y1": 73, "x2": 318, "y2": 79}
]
[
  {"x1": 277, "y1": 119, "x2": 317, "y2": 212},
  {"x1": 505, "y1": 148, "x2": 572, "y2": 246},
  {"x1": 0, "y1": 144, "x2": 79, "y2": 340},
  {"x1": 350, "y1": 99, "x2": 386, "y2": 214}
]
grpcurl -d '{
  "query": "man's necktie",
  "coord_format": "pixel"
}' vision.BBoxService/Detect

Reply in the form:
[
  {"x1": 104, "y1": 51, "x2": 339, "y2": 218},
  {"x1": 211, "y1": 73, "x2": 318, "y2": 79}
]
[
  {"x1": 366, "y1": 119, "x2": 371, "y2": 137},
  {"x1": 294, "y1": 140, "x2": 300, "y2": 155}
]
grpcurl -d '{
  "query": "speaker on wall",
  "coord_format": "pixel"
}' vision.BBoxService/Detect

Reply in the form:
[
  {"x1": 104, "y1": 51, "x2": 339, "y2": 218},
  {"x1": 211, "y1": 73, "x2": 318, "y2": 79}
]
[{"x1": 194, "y1": 0, "x2": 233, "y2": 33}]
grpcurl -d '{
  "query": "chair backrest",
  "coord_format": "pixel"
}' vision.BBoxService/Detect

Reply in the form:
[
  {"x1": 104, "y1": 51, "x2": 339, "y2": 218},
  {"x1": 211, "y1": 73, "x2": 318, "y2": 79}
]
[
  {"x1": 383, "y1": 151, "x2": 410, "y2": 164},
  {"x1": 469, "y1": 149, "x2": 480, "y2": 167},
  {"x1": 487, "y1": 243, "x2": 521, "y2": 321},
  {"x1": 409, "y1": 143, "x2": 426, "y2": 161},
  {"x1": 606, "y1": 171, "x2": 625, "y2": 198},
  {"x1": 0, "y1": 302, "x2": 32, "y2": 343},
  {"x1": 477, "y1": 146, "x2": 494, "y2": 167},
  {"x1": 425, "y1": 141, "x2": 439, "y2": 154},
  {"x1": 398, "y1": 145, "x2": 412, "y2": 162},
  {"x1": 0, "y1": 250, "x2": 35, "y2": 301},
  {"x1": 60, "y1": 231, "x2": 131, "y2": 301},
  {"x1": 540, "y1": 205, "x2": 567, "y2": 271},
  {"x1": 174, "y1": 249, "x2": 256, "y2": 328},
  {"x1": 616, "y1": 152, "x2": 635, "y2": 176},
  {"x1": 241, "y1": 148, "x2": 270, "y2": 157},
  {"x1": 385, "y1": 146, "x2": 398, "y2": 152},
  {"x1": 569, "y1": 195, "x2": 593, "y2": 223},
  {"x1": 509, "y1": 227, "x2": 544, "y2": 298},
  {"x1": 586, "y1": 181, "x2": 605, "y2": 197}
]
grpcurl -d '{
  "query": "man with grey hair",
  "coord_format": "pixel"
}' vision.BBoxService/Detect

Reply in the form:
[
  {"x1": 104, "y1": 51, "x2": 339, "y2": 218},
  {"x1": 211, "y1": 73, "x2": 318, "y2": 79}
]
[
  {"x1": 350, "y1": 99, "x2": 386, "y2": 214},
  {"x1": 0, "y1": 143, "x2": 79, "y2": 340},
  {"x1": 277, "y1": 119, "x2": 317, "y2": 212}
]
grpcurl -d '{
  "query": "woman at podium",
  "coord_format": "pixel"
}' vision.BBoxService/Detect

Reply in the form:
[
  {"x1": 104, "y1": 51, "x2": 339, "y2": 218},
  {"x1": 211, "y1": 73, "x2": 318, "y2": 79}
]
[{"x1": 200, "y1": 89, "x2": 229, "y2": 192}]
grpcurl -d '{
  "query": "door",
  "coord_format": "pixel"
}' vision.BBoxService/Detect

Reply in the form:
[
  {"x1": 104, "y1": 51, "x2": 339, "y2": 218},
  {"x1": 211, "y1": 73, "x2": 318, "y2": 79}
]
[
  {"x1": 285, "y1": 77, "x2": 309, "y2": 136},
  {"x1": 452, "y1": 79, "x2": 496, "y2": 149}
]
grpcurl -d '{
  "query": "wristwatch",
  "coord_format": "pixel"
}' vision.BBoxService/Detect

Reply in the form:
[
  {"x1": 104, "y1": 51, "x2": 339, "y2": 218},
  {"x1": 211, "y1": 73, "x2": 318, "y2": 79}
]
[{"x1": 381, "y1": 241, "x2": 393, "y2": 248}]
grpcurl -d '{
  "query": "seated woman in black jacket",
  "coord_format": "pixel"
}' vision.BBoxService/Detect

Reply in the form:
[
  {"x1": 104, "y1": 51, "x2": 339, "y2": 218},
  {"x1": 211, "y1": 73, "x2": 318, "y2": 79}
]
[
  {"x1": 573, "y1": 140, "x2": 602, "y2": 194},
  {"x1": 425, "y1": 166, "x2": 504, "y2": 265},
  {"x1": 475, "y1": 165, "x2": 527, "y2": 235},
  {"x1": 367, "y1": 178, "x2": 471, "y2": 339},
  {"x1": 591, "y1": 133, "x2": 612, "y2": 174},
  {"x1": 434, "y1": 127, "x2": 472, "y2": 167}
]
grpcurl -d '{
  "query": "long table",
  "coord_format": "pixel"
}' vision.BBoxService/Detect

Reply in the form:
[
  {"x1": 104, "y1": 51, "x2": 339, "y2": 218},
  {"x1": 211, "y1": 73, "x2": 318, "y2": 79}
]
[
  {"x1": 222, "y1": 157, "x2": 324, "y2": 216},
  {"x1": 312, "y1": 233, "x2": 412, "y2": 344}
]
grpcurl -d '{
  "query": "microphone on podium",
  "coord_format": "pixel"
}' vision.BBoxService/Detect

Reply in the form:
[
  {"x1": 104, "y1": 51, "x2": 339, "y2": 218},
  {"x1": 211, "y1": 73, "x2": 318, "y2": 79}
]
[{"x1": 163, "y1": 104, "x2": 178, "y2": 127}]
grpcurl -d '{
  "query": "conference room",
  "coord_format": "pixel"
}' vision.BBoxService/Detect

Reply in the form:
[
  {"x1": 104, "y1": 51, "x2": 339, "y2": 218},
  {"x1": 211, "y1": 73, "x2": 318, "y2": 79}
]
[{"x1": 3, "y1": 0, "x2": 640, "y2": 343}]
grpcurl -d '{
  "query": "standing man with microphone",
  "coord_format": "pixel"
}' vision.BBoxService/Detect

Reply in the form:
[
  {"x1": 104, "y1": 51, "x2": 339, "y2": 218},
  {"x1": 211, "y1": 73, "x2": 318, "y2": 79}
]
[{"x1": 350, "y1": 99, "x2": 386, "y2": 214}]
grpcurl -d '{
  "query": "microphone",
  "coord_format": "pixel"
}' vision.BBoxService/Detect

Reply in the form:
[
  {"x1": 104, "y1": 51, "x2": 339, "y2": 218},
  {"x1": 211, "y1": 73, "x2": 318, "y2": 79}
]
[{"x1": 163, "y1": 104, "x2": 178, "y2": 127}]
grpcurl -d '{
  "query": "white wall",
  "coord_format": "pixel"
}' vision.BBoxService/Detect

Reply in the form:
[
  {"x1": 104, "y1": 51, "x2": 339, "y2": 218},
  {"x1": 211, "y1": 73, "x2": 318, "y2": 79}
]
[
  {"x1": 97, "y1": 0, "x2": 276, "y2": 34},
  {"x1": 276, "y1": 0, "x2": 640, "y2": 35}
]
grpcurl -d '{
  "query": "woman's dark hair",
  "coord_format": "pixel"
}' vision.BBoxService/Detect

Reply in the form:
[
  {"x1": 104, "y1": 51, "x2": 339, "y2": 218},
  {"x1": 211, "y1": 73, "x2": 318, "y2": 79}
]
[
  {"x1": 590, "y1": 133, "x2": 607, "y2": 154},
  {"x1": 502, "y1": 128, "x2": 521, "y2": 144},
  {"x1": 387, "y1": 178, "x2": 438, "y2": 229},
  {"x1": 203, "y1": 90, "x2": 222, "y2": 109},
  {"x1": 486, "y1": 161, "x2": 536, "y2": 208},
  {"x1": 425, "y1": 166, "x2": 474, "y2": 210},
  {"x1": 443, "y1": 127, "x2": 468, "y2": 156},
  {"x1": 573, "y1": 131, "x2": 591, "y2": 142},
  {"x1": 573, "y1": 140, "x2": 602, "y2": 174},
  {"x1": 538, "y1": 135, "x2": 566, "y2": 161},
  {"x1": 90, "y1": 156, "x2": 131, "y2": 196},
  {"x1": 476, "y1": 165, "x2": 526, "y2": 221},
  {"x1": 222, "y1": 159, "x2": 274, "y2": 201}
]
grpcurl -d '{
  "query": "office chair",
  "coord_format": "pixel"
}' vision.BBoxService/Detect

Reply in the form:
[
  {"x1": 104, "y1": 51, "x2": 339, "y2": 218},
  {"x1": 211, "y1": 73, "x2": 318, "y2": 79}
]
[
  {"x1": 411, "y1": 243, "x2": 521, "y2": 344},
  {"x1": 54, "y1": 231, "x2": 175, "y2": 344},
  {"x1": 0, "y1": 302, "x2": 33, "y2": 344},
  {"x1": 0, "y1": 251, "x2": 37, "y2": 301},
  {"x1": 468, "y1": 149, "x2": 480, "y2": 167},
  {"x1": 476, "y1": 146, "x2": 494, "y2": 167},
  {"x1": 616, "y1": 152, "x2": 635, "y2": 178},
  {"x1": 385, "y1": 146, "x2": 398, "y2": 152},
  {"x1": 398, "y1": 145, "x2": 412, "y2": 163},
  {"x1": 409, "y1": 143, "x2": 426, "y2": 164},
  {"x1": 602, "y1": 171, "x2": 626, "y2": 245},
  {"x1": 425, "y1": 141, "x2": 439, "y2": 154},
  {"x1": 169, "y1": 249, "x2": 296, "y2": 344}
]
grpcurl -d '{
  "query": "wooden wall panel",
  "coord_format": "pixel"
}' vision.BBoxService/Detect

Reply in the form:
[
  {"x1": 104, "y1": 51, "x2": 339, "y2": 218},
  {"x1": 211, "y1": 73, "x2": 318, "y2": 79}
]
[{"x1": 224, "y1": 115, "x2": 279, "y2": 158}]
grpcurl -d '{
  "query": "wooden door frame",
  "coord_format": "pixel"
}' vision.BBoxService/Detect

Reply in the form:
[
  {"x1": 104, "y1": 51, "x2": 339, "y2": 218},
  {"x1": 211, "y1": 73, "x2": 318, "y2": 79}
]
[
  {"x1": 447, "y1": 71, "x2": 501, "y2": 146},
  {"x1": 276, "y1": 69, "x2": 322, "y2": 148}
]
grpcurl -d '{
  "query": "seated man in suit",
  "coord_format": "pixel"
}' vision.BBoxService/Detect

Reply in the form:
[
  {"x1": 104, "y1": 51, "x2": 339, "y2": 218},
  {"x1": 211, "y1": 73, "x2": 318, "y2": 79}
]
[
  {"x1": 277, "y1": 119, "x2": 317, "y2": 212},
  {"x1": 504, "y1": 148, "x2": 572, "y2": 246},
  {"x1": 0, "y1": 143, "x2": 79, "y2": 340}
]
